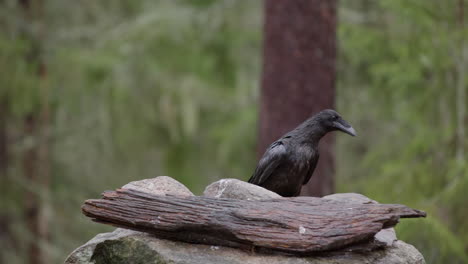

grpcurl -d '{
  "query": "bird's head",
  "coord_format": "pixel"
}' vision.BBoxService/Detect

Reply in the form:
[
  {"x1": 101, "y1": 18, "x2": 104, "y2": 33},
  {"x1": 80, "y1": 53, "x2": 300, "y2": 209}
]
[{"x1": 314, "y1": 109, "x2": 356, "y2": 137}]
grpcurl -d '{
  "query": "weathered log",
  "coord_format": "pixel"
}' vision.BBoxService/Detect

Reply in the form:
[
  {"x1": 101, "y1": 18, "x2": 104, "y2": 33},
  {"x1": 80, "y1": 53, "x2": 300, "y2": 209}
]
[{"x1": 82, "y1": 188, "x2": 425, "y2": 255}]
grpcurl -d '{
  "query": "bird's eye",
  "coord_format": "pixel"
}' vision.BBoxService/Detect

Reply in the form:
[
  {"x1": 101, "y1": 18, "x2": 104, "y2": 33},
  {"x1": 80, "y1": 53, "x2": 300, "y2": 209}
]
[{"x1": 333, "y1": 115, "x2": 338, "y2": 120}]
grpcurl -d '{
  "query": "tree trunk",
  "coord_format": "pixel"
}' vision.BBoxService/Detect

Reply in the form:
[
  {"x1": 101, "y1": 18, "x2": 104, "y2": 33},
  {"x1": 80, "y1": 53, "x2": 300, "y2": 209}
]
[
  {"x1": 456, "y1": 0, "x2": 466, "y2": 163},
  {"x1": 23, "y1": 70, "x2": 50, "y2": 264},
  {"x1": 82, "y1": 188, "x2": 426, "y2": 255},
  {"x1": 0, "y1": 98, "x2": 7, "y2": 188},
  {"x1": 23, "y1": 72, "x2": 50, "y2": 264},
  {"x1": 20, "y1": 1, "x2": 50, "y2": 263},
  {"x1": 259, "y1": 0, "x2": 337, "y2": 196},
  {"x1": 0, "y1": 98, "x2": 11, "y2": 256},
  {"x1": 23, "y1": 114, "x2": 43, "y2": 264}
]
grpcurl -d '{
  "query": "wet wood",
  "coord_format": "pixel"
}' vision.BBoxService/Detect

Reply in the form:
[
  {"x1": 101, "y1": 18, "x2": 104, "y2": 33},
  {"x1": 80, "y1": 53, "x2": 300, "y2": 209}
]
[{"x1": 82, "y1": 188, "x2": 425, "y2": 255}]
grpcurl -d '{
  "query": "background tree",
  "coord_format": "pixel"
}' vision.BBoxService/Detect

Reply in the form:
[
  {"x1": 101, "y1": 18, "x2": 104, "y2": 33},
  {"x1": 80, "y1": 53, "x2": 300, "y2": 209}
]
[
  {"x1": 19, "y1": 0, "x2": 51, "y2": 263},
  {"x1": 259, "y1": 0, "x2": 337, "y2": 196},
  {"x1": 338, "y1": 1, "x2": 468, "y2": 263},
  {"x1": 0, "y1": 0, "x2": 467, "y2": 263}
]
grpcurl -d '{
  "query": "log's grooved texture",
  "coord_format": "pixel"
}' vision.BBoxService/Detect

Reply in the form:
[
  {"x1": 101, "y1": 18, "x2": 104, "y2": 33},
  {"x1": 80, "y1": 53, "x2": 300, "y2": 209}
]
[{"x1": 82, "y1": 189, "x2": 425, "y2": 255}]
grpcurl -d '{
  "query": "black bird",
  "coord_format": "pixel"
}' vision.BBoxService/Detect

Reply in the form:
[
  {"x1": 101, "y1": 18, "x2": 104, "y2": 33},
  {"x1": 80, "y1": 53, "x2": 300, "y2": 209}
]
[{"x1": 248, "y1": 109, "x2": 356, "y2": 197}]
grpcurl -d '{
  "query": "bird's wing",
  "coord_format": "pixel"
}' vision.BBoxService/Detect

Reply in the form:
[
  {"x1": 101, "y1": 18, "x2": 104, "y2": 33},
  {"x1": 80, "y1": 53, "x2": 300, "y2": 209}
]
[
  {"x1": 248, "y1": 141, "x2": 287, "y2": 185},
  {"x1": 302, "y1": 154, "x2": 319, "y2": 185}
]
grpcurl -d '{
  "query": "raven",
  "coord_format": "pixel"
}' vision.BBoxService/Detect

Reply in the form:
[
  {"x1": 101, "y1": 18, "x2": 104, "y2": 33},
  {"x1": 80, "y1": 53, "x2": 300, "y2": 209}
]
[{"x1": 248, "y1": 109, "x2": 356, "y2": 197}]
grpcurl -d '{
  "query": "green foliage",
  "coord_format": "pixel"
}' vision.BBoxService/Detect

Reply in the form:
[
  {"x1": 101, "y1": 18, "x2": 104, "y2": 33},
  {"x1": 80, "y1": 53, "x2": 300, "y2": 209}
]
[
  {"x1": 337, "y1": 0, "x2": 468, "y2": 263},
  {"x1": 398, "y1": 218, "x2": 468, "y2": 264},
  {"x1": 1, "y1": 0, "x2": 467, "y2": 263},
  {"x1": 1, "y1": 1, "x2": 260, "y2": 263}
]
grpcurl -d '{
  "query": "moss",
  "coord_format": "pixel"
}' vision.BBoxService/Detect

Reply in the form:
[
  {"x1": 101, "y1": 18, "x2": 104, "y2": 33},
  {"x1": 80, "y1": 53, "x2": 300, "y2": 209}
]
[{"x1": 91, "y1": 237, "x2": 171, "y2": 264}]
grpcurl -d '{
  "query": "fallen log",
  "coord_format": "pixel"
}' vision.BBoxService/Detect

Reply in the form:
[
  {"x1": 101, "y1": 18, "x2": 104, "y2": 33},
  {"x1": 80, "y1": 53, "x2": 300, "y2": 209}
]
[{"x1": 82, "y1": 188, "x2": 425, "y2": 255}]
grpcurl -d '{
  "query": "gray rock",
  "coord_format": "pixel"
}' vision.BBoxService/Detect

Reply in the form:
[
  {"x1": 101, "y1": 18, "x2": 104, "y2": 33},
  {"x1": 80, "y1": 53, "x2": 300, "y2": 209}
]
[
  {"x1": 122, "y1": 176, "x2": 194, "y2": 197},
  {"x1": 203, "y1": 178, "x2": 281, "y2": 200},
  {"x1": 323, "y1": 192, "x2": 378, "y2": 204},
  {"x1": 375, "y1": 228, "x2": 398, "y2": 247},
  {"x1": 65, "y1": 228, "x2": 425, "y2": 264},
  {"x1": 64, "y1": 228, "x2": 142, "y2": 264},
  {"x1": 66, "y1": 175, "x2": 193, "y2": 263}
]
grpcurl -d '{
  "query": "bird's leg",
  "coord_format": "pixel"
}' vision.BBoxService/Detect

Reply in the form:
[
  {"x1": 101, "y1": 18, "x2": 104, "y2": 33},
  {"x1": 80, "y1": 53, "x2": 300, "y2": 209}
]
[{"x1": 250, "y1": 245, "x2": 256, "y2": 254}]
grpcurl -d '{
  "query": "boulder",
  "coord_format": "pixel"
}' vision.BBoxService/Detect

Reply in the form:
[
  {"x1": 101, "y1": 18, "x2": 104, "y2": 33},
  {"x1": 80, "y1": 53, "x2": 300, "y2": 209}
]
[
  {"x1": 65, "y1": 228, "x2": 425, "y2": 264},
  {"x1": 203, "y1": 178, "x2": 280, "y2": 200},
  {"x1": 323, "y1": 192, "x2": 377, "y2": 204},
  {"x1": 65, "y1": 228, "x2": 140, "y2": 264},
  {"x1": 122, "y1": 176, "x2": 193, "y2": 197}
]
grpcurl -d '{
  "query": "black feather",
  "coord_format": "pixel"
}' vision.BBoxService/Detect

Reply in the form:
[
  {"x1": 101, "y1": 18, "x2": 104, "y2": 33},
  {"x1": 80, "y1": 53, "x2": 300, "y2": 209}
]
[{"x1": 248, "y1": 109, "x2": 355, "y2": 197}]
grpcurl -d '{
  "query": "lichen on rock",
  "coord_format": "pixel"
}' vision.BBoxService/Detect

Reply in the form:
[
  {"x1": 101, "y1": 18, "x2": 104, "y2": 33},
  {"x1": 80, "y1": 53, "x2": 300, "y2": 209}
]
[{"x1": 91, "y1": 237, "x2": 166, "y2": 264}]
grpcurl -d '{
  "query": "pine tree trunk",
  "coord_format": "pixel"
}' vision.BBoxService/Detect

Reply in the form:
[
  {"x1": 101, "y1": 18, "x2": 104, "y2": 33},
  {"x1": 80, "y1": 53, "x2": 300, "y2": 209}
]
[
  {"x1": 19, "y1": 1, "x2": 50, "y2": 263},
  {"x1": 259, "y1": 0, "x2": 337, "y2": 196},
  {"x1": 23, "y1": 114, "x2": 42, "y2": 264},
  {"x1": 0, "y1": 98, "x2": 7, "y2": 188},
  {"x1": 0, "y1": 98, "x2": 10, "y2": 253},
  {"x1": 456, "y1": 0, "x2": 466, "y2": 163},
  {"x1": 23, "y1": 67, "x2": 50, "y2": 264}
]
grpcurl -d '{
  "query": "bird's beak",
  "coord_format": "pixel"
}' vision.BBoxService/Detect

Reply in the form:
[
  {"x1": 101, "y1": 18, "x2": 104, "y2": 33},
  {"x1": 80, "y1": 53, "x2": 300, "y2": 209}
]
[{"x1": 333, "y1": 119, "x2": 356, "y2": 136}]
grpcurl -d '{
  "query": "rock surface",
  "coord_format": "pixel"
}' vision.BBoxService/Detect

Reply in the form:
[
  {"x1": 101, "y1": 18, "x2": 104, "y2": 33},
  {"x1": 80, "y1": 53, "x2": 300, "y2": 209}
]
[
  {"x1": 323, "y1": 192, "x2": 377, "y2": 204},
  {"x1": 65, "y1": 228, "x2": 425, "y2": 264},
  {"x1": 67, "y1": 177, "x2": 425, "y2": 264},
  {"x1": 203, "y1": 178, "x2": 280, "y2": 200},
  {"x1": 122, "y1": 176, "x2": 194, "y2": 197}
]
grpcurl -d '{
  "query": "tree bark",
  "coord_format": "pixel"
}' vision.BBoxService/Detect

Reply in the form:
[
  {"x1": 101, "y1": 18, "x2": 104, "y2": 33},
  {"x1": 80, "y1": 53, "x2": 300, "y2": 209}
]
[
  {"x1": 456, "y1": 0, "x2": 466, "y2": 163},
  {"x1": 20, "y1": 1, "x2": 50, "y2": 263},
  {"x1": 23, "y1": 68, "x2": 50, "y2": 264},
  {"x1": 23, "y1": 114, "x2": 43, "y2": 264},
  {"x1": 259, "y1": 0, "x2": 337, "y2": 197},
  {"x1": 0, "y1": 98, "x2": 7, "y2": 186},
  {"x1": 0, "y1": 98, "x2": 12, "y2": 255},
  {"x1": 82, "y1": 188, "x2": 425, "y2": 255}
]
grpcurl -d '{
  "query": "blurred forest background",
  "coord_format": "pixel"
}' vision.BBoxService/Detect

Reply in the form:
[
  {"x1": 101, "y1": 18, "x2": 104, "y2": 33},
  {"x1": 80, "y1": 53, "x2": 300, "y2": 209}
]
[{"x1": 1, "y1": 0, "x2": 467, "y2": 263}]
